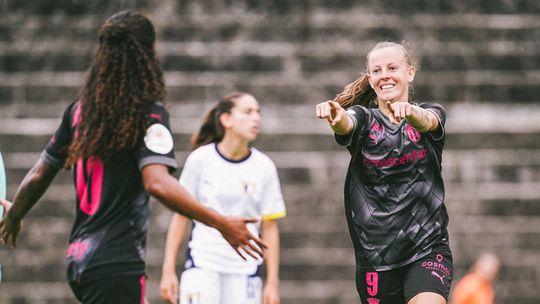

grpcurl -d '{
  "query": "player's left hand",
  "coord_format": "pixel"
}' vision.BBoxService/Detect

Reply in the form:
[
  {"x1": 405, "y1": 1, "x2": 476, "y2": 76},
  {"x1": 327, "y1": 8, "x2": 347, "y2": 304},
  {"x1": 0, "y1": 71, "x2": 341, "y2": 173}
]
[
  {"x1": 386, "y1": 101, "x2": 412, "y2": 124},
  {"x1": 0, "y1": 199, "x2": 21, "y2": 248},
  {"x1": 263, "y1": 282, "x2": 280, "y2": 304},
  {"x1": 218, "y1": 216, "x2": 267, "y2": 260},
  {"x1": 0, "y1": 199, "x2": 12, "y2": 213}
]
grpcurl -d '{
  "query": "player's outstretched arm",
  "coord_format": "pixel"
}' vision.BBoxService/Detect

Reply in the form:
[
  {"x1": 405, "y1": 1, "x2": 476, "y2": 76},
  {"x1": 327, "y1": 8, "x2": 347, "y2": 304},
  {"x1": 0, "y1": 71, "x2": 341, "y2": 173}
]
[
  {"x1": 386, "y1": 101, "x2": 439, "y2": 132},
  {"x1": 0, "y1": 158, "x2": 59, "y2": 247},
  {"x1": 141, "y1": 164, "x2": 266, "y2": 259},
  {"x1": 160, "y1": 213, "x2": 190, "y2": 303},
  {"x1": 315, "y1": 100, "x2": 353, "y2": 135}
]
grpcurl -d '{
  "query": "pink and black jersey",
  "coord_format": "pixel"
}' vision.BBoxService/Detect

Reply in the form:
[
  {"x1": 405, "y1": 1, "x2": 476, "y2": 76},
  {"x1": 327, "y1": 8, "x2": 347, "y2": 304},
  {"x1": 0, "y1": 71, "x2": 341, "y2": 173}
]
[
  {"x1": 41, "y1": 101, "x2": 177, "y2": 282},
  {"x1": 336, "y1": 102, "x2": 449, "y2": 271}
]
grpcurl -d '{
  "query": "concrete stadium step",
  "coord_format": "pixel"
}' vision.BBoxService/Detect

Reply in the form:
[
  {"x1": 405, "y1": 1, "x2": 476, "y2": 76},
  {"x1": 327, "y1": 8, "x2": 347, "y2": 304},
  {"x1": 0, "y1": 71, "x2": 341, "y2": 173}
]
[
  {"x1": 4, "y1": 0, "x2": 540, "y2": 16},
  {"x1": 4, "y1": 52, "x2": 540, "y2": 73},
  {"x1": 2, "y1": 73, "x2": 540, "y2": 114}
]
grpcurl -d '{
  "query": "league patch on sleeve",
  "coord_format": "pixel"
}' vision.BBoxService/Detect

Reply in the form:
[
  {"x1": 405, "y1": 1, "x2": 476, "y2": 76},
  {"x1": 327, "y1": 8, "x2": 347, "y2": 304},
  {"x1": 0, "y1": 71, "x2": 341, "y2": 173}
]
[{"x1": 144, "y1": 124, "x2": 174, "y2": 154}]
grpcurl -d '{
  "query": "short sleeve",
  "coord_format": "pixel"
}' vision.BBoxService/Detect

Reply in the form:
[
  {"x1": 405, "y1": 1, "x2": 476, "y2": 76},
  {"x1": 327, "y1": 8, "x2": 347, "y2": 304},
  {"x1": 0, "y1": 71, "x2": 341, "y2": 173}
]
[
  {"x1": 334, "y1": 105, "x2": 370, "y2": 147},
  {"x1": 420, "y1": 102, "x2": 446, "y2": 141},
  {"x1": 41, "y1": 101, "x2": 78, "y2": 169},
  {"x1": 138, "y1": 102, "x2": 178, "y2": 171},
  {"x1": 260, "y1": 161, "x2": 286, "y2": 221},
  {"x1": 178, "y1": 151, "x2": 200, "y2": 197}
]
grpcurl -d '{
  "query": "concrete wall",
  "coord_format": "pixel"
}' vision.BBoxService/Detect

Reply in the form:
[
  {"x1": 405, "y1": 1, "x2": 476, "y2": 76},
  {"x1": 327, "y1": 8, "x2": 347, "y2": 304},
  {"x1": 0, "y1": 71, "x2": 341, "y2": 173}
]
[{"x1": 0, "y1": 1, "x2": 539, "y2": 303}]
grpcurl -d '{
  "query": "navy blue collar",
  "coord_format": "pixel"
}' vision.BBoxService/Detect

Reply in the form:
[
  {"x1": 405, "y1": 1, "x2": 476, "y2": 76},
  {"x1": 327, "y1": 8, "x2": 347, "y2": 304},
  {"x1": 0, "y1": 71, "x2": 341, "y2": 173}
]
[{"x1": 214, "y1": 143, "x2": 252, "y2": 163}]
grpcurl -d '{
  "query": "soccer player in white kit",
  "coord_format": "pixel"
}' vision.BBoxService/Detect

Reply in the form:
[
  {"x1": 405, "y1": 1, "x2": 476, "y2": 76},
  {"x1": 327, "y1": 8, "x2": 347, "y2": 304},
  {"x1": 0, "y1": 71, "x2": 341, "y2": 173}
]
[{"x1": 160, "y1": 92, "x2": 286, "y2": 304}]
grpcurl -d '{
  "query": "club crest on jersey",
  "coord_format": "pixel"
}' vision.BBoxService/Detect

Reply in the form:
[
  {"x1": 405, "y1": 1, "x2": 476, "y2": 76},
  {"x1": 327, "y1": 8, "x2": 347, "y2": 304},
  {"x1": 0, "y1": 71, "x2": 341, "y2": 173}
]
[
  {"x1": 369, "y1": 121, "x2": 384, "y2": 144},
  {"x1": 404, "y1": 124, "x2": 421, "y2": 143},
  {"x1": 242, "y1": 181, "x2": 257, "y2": 194},
  {"x1": 144, "y1": 123, "x2": 174, "y2": 154}
]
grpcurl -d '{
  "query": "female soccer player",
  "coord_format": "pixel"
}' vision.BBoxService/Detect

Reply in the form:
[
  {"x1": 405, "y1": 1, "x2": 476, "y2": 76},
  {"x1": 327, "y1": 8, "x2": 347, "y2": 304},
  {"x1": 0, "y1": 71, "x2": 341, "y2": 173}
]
[
  {"x1": 159, "y1": 92, "x2": 286, "y2": 304},
  {"x1": 0, "y1": 11, "x2": 264, "y2": 304},
  {"x1": 316, "y1": 41, "x2": 453, "y2": 304}
]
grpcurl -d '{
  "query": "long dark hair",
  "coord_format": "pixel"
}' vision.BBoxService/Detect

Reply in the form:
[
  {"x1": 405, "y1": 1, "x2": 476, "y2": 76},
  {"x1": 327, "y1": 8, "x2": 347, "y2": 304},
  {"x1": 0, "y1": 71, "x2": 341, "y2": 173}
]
[
  {"x1": 333, "y1": 41, "x2": 415, "y2": 108},
  {"x1": 65, "y1": 10, "x2": 165, "y2": 167},
  {"x1": 190, "y1": 92, "x2": 250, "y2": 150}
]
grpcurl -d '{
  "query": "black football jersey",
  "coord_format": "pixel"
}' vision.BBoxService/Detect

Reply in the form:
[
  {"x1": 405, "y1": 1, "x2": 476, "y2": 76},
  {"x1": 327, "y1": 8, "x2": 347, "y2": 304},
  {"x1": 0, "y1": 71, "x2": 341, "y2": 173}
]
[
  {"x1": 336, "y1": 103, "x2": 449, "y2": 271},
  {"x1": 42, "y1": 100, "x2": 177, "y2": 282}
]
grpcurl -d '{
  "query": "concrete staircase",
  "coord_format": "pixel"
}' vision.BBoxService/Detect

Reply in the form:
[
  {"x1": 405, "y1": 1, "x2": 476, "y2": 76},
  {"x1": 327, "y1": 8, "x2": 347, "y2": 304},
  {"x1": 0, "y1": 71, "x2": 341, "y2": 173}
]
[{"x1": 1, "y1": 1, "x2": 540, "y2": 303}]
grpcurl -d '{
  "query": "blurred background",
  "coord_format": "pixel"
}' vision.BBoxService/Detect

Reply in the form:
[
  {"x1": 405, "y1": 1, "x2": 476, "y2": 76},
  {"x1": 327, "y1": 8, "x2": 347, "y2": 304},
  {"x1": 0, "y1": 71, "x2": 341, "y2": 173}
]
[{"x1": 0, "y1": 0, "x2": 539, "y2": 303}]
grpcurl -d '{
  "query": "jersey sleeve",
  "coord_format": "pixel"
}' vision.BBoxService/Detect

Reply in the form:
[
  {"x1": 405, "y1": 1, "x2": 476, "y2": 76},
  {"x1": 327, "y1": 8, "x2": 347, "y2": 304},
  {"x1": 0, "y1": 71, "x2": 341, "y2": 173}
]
[
  {"x1": 137, "y1": 102, "x2": 178, "y2": 171},
  {"x1": 260, "y1": 160, "x2": 286, "y2": 221},
  {"x1": 334, "y1": 105, "x2": 370, "y2": 147},
  {"x1": 178, "y1": 150, "x2": 201, "y2": 198},
  {"x1": 41, "y1": 101, "x2": 77, "y2": 169},
  {"x1": 420, "y1": 102, "x2": 446, "y2": 141}
]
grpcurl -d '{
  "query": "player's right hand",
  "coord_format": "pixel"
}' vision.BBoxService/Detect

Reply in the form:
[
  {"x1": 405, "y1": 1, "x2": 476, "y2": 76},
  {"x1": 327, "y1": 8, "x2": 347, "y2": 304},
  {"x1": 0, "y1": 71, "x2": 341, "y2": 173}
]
[
  {"x1": 219, "y1": 216, "x2": 266, "y2": 260},
  {"x1": 160, "y1": 271, "x2": 179, "y2": 304},
  {"x1": 316, "y1": 100, "x2": 345, "y2": 126}
]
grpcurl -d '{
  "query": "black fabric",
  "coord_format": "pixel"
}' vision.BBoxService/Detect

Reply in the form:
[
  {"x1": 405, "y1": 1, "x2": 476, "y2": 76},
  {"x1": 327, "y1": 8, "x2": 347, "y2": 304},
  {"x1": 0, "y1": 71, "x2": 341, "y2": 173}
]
[
  {"x1": 336, "y1": 103, "x2": 450, "y2": 271},
  {"x1": 43, "y1": 101, "x2": 177, "y2": 282},
  {"x1": 355, "y1": 242, "x2": 453, "y2": 303},
  {"x1": 69, "y1": 274, "x2": 145, "y2": 304}
]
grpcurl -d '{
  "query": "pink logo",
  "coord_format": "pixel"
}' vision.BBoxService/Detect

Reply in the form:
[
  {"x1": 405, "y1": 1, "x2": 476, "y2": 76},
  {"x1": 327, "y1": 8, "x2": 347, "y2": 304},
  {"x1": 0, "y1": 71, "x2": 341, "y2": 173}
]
[
  {"x1": 404, "y1": 124, "x2": 421, "y2": 143},
  {"x1": 150, "y1": 113, "x2": 163, "y2": 122},
  {"x1": 436, "y1": 254, "x2": 443, "y2": 263},
  {"x1": 369, "y1": 121, "x2": 384, "y2": 144},
  {"x1": 367, "y1": 298, "x2": 381, "y2": 304},
  {"x1": 431, "y1": 271, "x2": 446, "y2": 285},
  {"x1": 67, "y1": 239, "x2": 90, "y2": 261}
]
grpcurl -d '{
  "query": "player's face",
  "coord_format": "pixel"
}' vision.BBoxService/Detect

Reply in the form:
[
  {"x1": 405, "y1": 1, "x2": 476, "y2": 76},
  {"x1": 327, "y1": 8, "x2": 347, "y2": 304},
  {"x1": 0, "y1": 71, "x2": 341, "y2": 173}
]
[
  {"x1": 367, "y1": 46, "x2": 416, "y2": 104},
  {"x1": 226, "y1": 95, "x2": 261, "y2": 142}
]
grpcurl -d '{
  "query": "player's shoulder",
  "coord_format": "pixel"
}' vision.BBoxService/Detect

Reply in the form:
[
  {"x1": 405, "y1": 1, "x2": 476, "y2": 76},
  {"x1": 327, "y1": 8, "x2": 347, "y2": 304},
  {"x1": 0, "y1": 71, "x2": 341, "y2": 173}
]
[
  {"x1": 187, "y1": 143, "x2": 216, "y2": 162},
  {"x1": 345, "y1": 104, "x2": 373, "y2": 116},
  {"x1": 415, "y1": 101, "x2": 445, "y2": 111},
  {"x1": 147, "y1": 101, "x2": 170, "y2": 123},
  {"x1": 249, "y1": 147, "x2": 277, "y2": 168}
]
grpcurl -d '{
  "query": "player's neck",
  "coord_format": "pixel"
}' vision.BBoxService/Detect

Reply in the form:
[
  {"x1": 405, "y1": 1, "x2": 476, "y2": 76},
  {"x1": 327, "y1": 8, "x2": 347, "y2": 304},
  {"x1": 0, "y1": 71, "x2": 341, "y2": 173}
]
[{"x1": 217, "y1": 137, "x2": 250, "y2": 160}]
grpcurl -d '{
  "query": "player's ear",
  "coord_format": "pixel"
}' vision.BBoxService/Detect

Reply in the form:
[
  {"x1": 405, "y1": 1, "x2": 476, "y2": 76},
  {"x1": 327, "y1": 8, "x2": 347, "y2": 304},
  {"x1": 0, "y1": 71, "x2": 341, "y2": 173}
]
[{"x1": 219, "y1": 112, "x2": 233, "y2": 128}]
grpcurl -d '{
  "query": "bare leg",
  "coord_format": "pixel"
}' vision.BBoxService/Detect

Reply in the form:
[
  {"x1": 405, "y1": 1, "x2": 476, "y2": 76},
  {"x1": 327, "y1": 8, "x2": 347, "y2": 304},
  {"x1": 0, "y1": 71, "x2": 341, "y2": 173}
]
[{"x1": 408, "y1": 292, "x2": 446, "y2": 304}]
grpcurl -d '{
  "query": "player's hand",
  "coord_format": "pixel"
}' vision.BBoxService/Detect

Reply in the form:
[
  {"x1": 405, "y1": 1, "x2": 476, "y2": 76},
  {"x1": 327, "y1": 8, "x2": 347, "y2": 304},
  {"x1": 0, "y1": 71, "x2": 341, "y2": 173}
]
[
  {"x1": 218, "y1": 216, "x2": 266, "y2": 260},
  {"x1": 263, "y1": 281, "x2": 280, "y2": 304},
  {"x1": 316, "y1": 100, "x2": 345, "y2": 126},
  {"x1": 0, "y1": 199, "x2": 22, "y2": 248},
  {"x1": 386, "y1": 101, "x2": 412, "y2": 124},
  {"x1": 159, "y1": 271, "x2": 179, "y2": 304},
  {"x1": 0, "y1": 198, "x2": 12, "y2": 213}
]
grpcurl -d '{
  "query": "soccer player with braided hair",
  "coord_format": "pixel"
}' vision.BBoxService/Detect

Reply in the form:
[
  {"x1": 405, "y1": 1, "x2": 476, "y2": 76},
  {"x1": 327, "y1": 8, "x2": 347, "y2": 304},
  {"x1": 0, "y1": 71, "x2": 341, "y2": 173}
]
[
  {"x1": 0, "y1": 11, "x2": 265, "y2": 304},
  {"x1": 316, "y1": 41, "x2": 453, "y2": 304}
]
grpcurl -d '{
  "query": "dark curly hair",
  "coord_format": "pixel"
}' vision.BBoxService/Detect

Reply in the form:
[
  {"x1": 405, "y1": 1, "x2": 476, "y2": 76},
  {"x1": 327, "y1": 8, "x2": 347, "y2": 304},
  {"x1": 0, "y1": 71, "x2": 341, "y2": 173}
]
[{"x1": 65, "y1": 10, "x2": 165, "y2": 167}]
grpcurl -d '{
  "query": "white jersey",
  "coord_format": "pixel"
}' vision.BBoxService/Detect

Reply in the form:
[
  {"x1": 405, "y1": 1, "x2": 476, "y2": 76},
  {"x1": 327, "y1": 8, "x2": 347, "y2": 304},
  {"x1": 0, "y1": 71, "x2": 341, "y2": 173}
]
[{"x1": 180, "y1": 143, "x2": 286, "y2": 274}]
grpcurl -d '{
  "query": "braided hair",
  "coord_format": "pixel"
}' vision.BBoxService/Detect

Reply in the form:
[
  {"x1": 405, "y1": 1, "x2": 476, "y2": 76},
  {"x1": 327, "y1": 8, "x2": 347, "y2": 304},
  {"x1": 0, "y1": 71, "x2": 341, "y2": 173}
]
[{"x1": 65, "y1": 10, "x2": 165, "y2": 167}]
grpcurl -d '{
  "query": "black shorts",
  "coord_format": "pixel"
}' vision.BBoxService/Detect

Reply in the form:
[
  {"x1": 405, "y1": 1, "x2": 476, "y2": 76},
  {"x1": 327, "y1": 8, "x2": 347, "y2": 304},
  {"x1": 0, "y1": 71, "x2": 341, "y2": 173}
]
[
  {"x1": 69, "y1": 274, "x2": 146, "y2": 304},
  {"x1": 356, "y1": 247, "x2": 453, "y2": 304}
]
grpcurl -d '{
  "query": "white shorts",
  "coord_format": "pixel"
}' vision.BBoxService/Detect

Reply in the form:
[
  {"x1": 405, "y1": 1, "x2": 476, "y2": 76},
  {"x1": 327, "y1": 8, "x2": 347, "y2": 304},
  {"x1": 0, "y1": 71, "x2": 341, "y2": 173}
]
[{"x1": 179, "y1": 267, "x2": 262, "y2": 304}]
